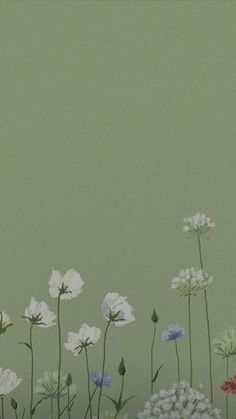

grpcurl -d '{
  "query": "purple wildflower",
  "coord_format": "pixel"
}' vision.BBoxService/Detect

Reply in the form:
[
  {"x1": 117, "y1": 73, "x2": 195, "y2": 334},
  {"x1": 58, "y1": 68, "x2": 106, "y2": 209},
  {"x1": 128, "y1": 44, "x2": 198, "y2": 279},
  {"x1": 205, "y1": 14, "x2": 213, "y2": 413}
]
[
  {"x1": 89, "y1": 371, "x2": 112, "y2": 388},
  {"x1": 161, "y1": 324, "x2": 185, "y2": 342}
]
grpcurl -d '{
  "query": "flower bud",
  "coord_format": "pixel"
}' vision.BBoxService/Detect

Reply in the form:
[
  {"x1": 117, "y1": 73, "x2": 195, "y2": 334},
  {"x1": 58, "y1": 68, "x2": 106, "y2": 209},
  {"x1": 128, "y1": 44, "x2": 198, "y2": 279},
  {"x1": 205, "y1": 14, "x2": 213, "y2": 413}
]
[
  {"x1": 11, "y1": 398, "x2": 18, "y2": 410},
  {"x1": 151, "y1": 309, "x2": 158, "y2": 323},
  {"x1": 66, "y1": 373, "x2": 72, "y2": 387},
  {"x1": 118, "y1": 358, "x2": 126, "y2": 376}
]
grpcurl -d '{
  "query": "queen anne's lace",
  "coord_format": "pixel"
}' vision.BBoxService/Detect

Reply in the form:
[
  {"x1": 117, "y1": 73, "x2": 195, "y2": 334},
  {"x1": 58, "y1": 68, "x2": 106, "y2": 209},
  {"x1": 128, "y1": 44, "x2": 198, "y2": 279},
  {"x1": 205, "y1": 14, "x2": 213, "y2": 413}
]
[
  {"x1": 171, "y1": 267, "x2": 213, "y2": 296},
  {"x1": 183, "y1": 212, "x2": 215, "y2": 234},
  {"x1": 137, "y1": 381, "x2": 221, "y2": 419},
  {"x1": 213, "y1": 327, "x2": 236, "y2": 359}
]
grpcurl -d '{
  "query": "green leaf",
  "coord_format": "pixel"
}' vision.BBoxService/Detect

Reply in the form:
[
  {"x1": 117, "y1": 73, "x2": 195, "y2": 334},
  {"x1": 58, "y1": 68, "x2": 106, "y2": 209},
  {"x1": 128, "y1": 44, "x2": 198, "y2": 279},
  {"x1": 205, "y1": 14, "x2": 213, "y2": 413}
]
[
  {"x1": 18, "y1": 342, "x2": 32, "y2": 350},
  {"x1": 151, "y1": 364, "x2": 164, "y2": 383}
]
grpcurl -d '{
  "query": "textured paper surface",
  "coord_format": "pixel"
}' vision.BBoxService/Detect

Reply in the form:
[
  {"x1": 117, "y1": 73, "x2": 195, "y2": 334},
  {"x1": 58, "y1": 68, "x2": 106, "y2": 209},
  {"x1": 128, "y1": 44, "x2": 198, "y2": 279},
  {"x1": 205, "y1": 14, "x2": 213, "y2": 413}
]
[{"x1": 1, "y1": 1, "x2": 236, "y2": 418}]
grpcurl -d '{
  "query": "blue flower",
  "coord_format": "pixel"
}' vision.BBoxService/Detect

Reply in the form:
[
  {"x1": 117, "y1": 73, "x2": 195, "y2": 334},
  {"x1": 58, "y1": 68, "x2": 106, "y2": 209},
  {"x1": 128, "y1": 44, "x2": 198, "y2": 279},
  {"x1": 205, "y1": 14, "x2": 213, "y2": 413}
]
[
  {"x1": 89, "y1": 371, "x2": 112, "y2": 388},
  {"x1": 161, "y1": 324, "x2": 185, "y2": 342}
]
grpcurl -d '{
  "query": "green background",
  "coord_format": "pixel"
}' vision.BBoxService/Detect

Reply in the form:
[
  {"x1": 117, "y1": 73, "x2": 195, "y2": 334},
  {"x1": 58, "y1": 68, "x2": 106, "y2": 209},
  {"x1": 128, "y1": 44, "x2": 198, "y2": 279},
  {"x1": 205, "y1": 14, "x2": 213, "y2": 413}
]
[{"x1": 1, "y1": 0, "x2": 236, "y2": 417}]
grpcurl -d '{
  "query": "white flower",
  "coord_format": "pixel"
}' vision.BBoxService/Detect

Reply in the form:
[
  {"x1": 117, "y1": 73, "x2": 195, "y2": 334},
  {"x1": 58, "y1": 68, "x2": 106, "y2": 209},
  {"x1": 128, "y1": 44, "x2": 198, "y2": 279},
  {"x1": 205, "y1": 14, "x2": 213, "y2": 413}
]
[
  {"x1": 65, "y1": 323, "x2": 101, "y2": 355},
  {"x1": 34, "y1": 371, "x2": 77, "y2": 398},
  {"x1": 171, "y1": 267, "x2": 213, "y2": 297},
  {"x1": 137, "y1": 381, "x2": 221, "y2": 418},
  {"x1": 102, "y1": 292, "x2": 135, "y2": 326},
  {"x1": 49, "y1": 268, "x2": 84, "y2": 300},
  {"x1": 24, "y1": 297, "x2": 56, "y2": 327},
  {"x1": 0, "y1": 368, "x2": 22, "y2": 395},
  {"x1": 0, "y1": 311, "x2": 12, "y2": 334},
  {"x1": 183, "y1": 212, "x2": 215, "y2": 234}
]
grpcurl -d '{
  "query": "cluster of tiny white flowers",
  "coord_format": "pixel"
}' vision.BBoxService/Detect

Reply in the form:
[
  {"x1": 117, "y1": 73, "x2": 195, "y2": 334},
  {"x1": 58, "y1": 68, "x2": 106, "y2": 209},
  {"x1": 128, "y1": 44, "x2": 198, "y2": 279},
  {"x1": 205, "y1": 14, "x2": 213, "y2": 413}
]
[
  {"x1": 137, "y1": 381, "x2": 221, "y2": 419},
  {"x1": 171, "y1": 267, "x2": 213, "y2": 296},
  {"x1": 183, "y1": 212, "x2": 215, "y2": 234}
]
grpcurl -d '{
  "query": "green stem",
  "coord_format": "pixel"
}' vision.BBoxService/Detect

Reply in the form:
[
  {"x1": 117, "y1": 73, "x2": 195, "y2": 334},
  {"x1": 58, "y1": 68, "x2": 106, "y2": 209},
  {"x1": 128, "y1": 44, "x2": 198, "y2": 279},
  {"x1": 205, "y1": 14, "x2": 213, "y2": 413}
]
[
  {"x1": 85, "y1": 347, "x2": 92, "y2": 419},
  {"x1": 97, "y1": 321, "x2": 111, "y2": 419},
  {"x1": 67, "y1": 387, "x2": 70, "y2": 419},
  {"x1": 29, "y1": 325, "x2": 34, "y2": 419},
  {"x1": 175, "y1": 340, "x2": 180, "y2": 382},
  {"x1": 21, "y1": 408, "x2": 26, "y2": 419},
  {"x1": 114, "y1": 375, "x2": 125, "y2": 419},
  {"x1": 84, "y1": 388, "x2": 97, "y2": 419},
  {"x1": 151, "y1": 323, "x2": 157, "y2": 394},
  {"x1": 226, "y1": 357, "x2": 229, "y2": 419},
  {"x1": 57, "y1": 295, "x2": 62, "y2": 419},
  {"x1": 197, "y1": 232, "x2": 213, "y2": 402},
  {"x1": 51, "y1": 397, "x2": 53, "y2": 419},
  {"x1": 1, "y1": 398, "x2": 4, "y2": 419},
  {"x1": 15, "y1": 410, "x2": 18, "y2": 419},
  {"x1": 188, "y1": 295, "x2": 193, "y2": 387}
]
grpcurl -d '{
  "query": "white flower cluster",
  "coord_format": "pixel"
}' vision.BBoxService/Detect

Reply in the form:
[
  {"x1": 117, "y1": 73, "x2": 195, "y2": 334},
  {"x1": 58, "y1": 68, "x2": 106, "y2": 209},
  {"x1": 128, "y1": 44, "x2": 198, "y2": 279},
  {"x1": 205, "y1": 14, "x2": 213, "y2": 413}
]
[
  {"x1": 171, "y1": 267, "x2": 213, "y2": 296},
  {"x1": 137, "y1": 380, "x2": 221, "y2": 419},
  {"x1": 183, "y1": 212, "x2": 215, "y2": 234}
]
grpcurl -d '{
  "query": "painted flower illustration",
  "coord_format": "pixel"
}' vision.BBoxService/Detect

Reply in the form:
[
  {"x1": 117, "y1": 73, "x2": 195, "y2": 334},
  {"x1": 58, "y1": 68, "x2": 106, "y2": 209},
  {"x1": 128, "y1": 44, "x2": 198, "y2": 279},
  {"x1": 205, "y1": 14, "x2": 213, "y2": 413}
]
[
  {"x1": 101, "y1": 292, "x2": 135, "y2": 326},
  {"x1": 183, "y1": 212, "x2": 215, "y2": 234},
  {"x1": 0, "y1": 368, "x2": 22, "y2": 395},
  {"x1": 34, "y1": 371, "x2": 77, "y2": 398},
  {"x1": 137, "y1": 380, "x2": 221, "y2": 418},
  {"x1": 0, "y1": 311, "x2": 12, "y2": 335},
  {"x1": 90, "y1": 372, "x2": 112, "y2": 388},
  {"x1": 49, "y1": 268, "x2": 84, "y2": 300},
  {"x1": 171, "y1": 267, "x2": 213, "y2": 296},
  {"x1": 161, "y1": 324, "x2": 185, "y2": 341},
  {"x1": 221, "y1": 375, "x2": 236, "y2": 394},
  {"x1": 65, "y1": 323, "x2": 101, "y2": 355},
  {"x1": 213, "y1": 327, "x2": 236, "y2": 359},
  {"x1": 24, "y1": 297, "x2": 56, "y2": 327}
]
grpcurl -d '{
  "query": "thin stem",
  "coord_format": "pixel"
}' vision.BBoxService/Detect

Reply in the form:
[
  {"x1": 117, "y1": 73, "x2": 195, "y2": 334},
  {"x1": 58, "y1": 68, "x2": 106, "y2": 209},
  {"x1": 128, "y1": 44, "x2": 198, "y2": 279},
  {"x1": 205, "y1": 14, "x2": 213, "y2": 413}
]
[
  {"x1": 197, "y1": 232, "x2": 213, "y2": 402},
  {"x1": 57, "y1": 295, "x2": 61, "y2": 419},
  {"x1": 1, "y1": 398, "x2": 4, "y2": 419},
  {"x1": 67, "y1": 386, "x2": 70, "y2": 419},
  {"x1": 84, "y1": 388, "x2": 97, "y2": 419},
  {"x1": 226, "y1": 357, "x2": 229, "y2": 419},
  {"x1": 150, "y1": 323, "x2": 157, "y2": 394},
  {"x1": 97, "y1": 321, "x2": 111, "y2": 419},
  {"x1": 21, "y1": 408, "x2": 26, "y2": 419},
  {"x1": 15, "y1": 410, "x2": 18, "y2": 419},
  {"x1": 51, "y1": 397, "x2": 53, "y2": 419},
  {"x1": 175, "y1": 340, "x2": 180, "y2": 382},
  {"x1": 29, "y1": 325, "x2": 34, "y2": 419},
  {"x1": 85, "y1": 347, "x2": 92, "y2": 419},
  {"x1": 114, "y1": 375, "x2": 125, "y2": 419},
  {"x1": 188, "y1": 295, "x2": 193, "y2": 387}
]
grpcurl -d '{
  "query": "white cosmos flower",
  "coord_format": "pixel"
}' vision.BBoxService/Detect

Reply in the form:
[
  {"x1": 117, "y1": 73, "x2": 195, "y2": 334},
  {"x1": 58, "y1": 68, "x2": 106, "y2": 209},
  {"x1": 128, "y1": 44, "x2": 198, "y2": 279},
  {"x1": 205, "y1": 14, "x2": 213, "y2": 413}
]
[
  {"x1": 65, "y1": 323, "x2": 101, "y2": 355},
  {"x1": 183, "y1": 212, "x2": 215, "y2": 234},
  {"x1": 24, "y1": 297, "x2": 56, "y2": 327},
  {"x1": 49, "y1": 268, "x2": 84, "y2": 300},
  {"x1": 34, "y1": 371, "x2": 77, "y2": 398},
  {"x1": 0, "y1": 311, "x2": 12, "y2": 335},
  {"x1": 102, "y1": 292, "x2": 135, "y2": 327},
  {"x1": 0, "y1": 368, "x2": 22, "y2": 395}
]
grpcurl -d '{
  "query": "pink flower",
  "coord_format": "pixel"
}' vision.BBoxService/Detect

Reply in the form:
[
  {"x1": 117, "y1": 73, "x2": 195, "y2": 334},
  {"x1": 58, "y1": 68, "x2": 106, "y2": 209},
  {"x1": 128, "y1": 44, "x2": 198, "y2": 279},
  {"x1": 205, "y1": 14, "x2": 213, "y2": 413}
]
[{"x1": 221, "y1": 375, "x2": 236, "y2": 394}]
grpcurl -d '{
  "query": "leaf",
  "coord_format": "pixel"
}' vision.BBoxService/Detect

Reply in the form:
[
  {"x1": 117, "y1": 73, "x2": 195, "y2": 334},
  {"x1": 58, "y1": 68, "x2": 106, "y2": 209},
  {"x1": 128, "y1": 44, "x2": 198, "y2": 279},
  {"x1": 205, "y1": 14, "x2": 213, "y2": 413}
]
[
  {"x1": 18, "y1": 342, "x2": 32, "y2": 350},
  {"x1": 151, "y1": 364, "x2": 164, "y2": 383},
  {"x1": 102, "y1": 395, "x2": 120, "y2": 411}
]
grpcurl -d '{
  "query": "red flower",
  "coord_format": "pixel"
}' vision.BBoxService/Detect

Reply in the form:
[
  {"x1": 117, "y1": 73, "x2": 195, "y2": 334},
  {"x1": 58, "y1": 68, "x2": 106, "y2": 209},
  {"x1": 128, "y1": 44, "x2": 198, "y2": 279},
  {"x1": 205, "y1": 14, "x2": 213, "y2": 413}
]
[{"x1": 221, "y1": 375, "x2": 236, "y2": 394}]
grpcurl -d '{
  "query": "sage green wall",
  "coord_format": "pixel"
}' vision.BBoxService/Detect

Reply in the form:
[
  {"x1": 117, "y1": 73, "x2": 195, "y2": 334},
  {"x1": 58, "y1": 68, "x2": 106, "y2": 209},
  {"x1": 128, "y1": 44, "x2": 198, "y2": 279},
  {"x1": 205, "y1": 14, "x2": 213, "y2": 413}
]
[{"x1": 1, "y1": 0, "x2": 236, "y2": 417}]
